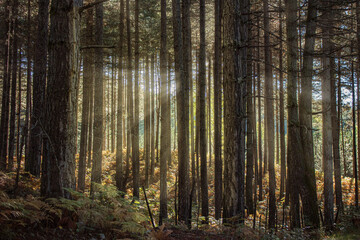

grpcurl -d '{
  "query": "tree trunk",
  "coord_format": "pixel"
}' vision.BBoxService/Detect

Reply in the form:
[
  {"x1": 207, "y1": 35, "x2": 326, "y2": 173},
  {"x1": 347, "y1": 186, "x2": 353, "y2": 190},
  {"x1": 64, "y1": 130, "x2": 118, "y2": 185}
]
[
  {"x1": 214, "y1": 0, "x2": 222, "y2": 220},
  {"x1": 91, "y1": 2, "x2": 104, "y2": 187},
  {"x1": 263, "y1": 0, "x2": 276, "y2": 228},
  {"x1": 150, "y1": 53, "x2": 155, "y2": 178},
  {"x1": 145, "y1": 55, "x2": 150, "y2": 187},
  {"x1": 246, "y1": 20, "x2": 254, "y2": 215},
  {"x1": 173, "y1": 0, "x2": 189, "y2": 225},
  {"x1": 223, "y1": 0, "x2": 247, "y2": 222},
  {"x1": 159, "y1": 0, "x2": 168, "y2": 224},
  {"x1": 8, "y1": 0, "x2": 19, "y2": 171},
  {"x1": 285, "y1": 0, "x2": 302, "y2": 228},
  {"x1": 78, "y1": 3, "x2": 93, "y2": 191},
  {"x1": 279, "y1": 0, "x2": 286, "y2": 201},
  {"x1": 199, "y1": 0, "x2": 208, "y2": 223},
  {"x1": 133, "y1": 0, "x2": 140, "y2": 199},
  {"x1": 116, "y1": 0, "x2": 125, "y2": 191},
  {"x1": 0, "y1": 0, "x2": 11, "y2": 171},
  {"x1": 298, "y1": 0, "x2": 320, "y2": 228},
  {"x1": 321, "y1": 0, "x2": 334, "y2": 228},
  {"x1": 41, "y1": 0, "x2": 80, "y2": 198}
]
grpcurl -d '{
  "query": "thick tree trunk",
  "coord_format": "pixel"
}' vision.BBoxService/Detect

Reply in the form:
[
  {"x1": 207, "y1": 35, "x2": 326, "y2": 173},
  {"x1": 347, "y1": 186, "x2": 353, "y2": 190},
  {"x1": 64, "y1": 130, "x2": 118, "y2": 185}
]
[
  {"x1": 321, "y1": 0, "x2": 334, "y2": 228},
  {"x1": 41, "y1": 0, "x2": 80, "y2": 198},
  {"x1": 279, "y1": 0, "x2": 286, "y2": 200},
  {"x1": 126, "y1": 0, "x2": 134, "y2": 196},
  {"x1": 91, "y1": 2, "x2": 104, "y2": 187},
  {"x1": 285, "y1": 0, "x2": 303, "y2": 228},
  {"x1": 133, "y1": 0, "x2": 140, "y2": 199},
  {"x1": 214, "y1": 0, "x2": 222, "y2": 220},
  {"x1": 116, "y1": 0, "x2": 125, "y2": 191},
  {"x1": 298, "y1": 0, "x2": 320, "y2": 228},
  {"x1": 199, "y1": 0, "x2": 208, "y2": 222},
  {"x1": 173, "y1": 0, "x2": 189, "y2": 225},
  {"x1": 159, "y1": 0, "x2": 168, "y2": 224},
  {"x1": 223, "y1": 0, "x2": 247, "y2": 222},
  {"x1": 263, "y1": 0, "x2": 276, "y2": 228}
]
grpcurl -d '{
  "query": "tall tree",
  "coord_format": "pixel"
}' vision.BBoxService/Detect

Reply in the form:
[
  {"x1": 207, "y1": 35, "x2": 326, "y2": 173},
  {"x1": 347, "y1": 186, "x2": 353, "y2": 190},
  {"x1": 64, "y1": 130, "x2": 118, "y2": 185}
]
[
  {"x1": 8, "y1": 0, "x2": 19, "y2": 171},
  {"x1": 279, "y1": 0, "x2": 286, "y2": 200},
  {"x1": 199, "y1": 0, "x2": 209, "y2": 222},
  {"x1": 159, "y1": 0, "x2": 168, "y2": 224},
  {"x1": 263, "y1": 0, "x2": 276, "y2": 228},
  {"x1": 144, "y1": 55, "x2": 150, "y2": 187},
  {"x1": 298, "y1": 0, "x2": 320, "y2": 228},
  {"x1": 91, "y1": 2, "x2": 104, "y2": 187},
  {"x1": 223, "y1": 0, "x2": 247, "y2": 222},
  {"x1": 126, "y1": 0, "x2": 134, "y2": 193},
  {"x1": 133, "y1": 0, "x2": 140, "y2": 199},
  {"x1": 321, "y1": 0, "x2": 334, "y2": 229},
  {"x1": 78, "y1": 3, "x2": 94, "y2": 191},
  {"x1": 214, "y1": 0, "x2": 222, "y2": 220},
  {"x1": 285, "y1": 0, "x2": 302, "y2": 228},
  {"x1": 0, "y1": 0, "x2": 11, "y2": 170},
  {"x1": 116, "y1": 0, "x2": 125, "y2": 191},
  {"x1": 173, "y1": 0, "x2": 189, "y2": 225},
  {"x1": 28, "y1": 0, "x2": 50, "y2": 176},
  {"x1": 41, "y1": 0, "x2": 80, "y2": 198}
]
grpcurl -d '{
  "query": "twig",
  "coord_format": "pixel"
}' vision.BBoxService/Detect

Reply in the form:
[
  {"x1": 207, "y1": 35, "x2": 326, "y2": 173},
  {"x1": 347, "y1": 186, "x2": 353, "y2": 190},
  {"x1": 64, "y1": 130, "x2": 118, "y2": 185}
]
[{"x1": 142, "y1": 186, "x2": 156, "y2": 229}]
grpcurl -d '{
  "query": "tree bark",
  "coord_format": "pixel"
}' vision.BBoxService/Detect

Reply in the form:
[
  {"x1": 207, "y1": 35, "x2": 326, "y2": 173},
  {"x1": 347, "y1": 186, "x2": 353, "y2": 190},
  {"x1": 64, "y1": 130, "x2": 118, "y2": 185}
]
[
  {"x1": 214, "y1": 0, "x2": 222, "y2": 220},
  {"x1": 41, "y1": 0, "x2": 80, "y2": 198},
  {"x1": 132, "y1": 0, "x2": 140, "y2": 199},
  {"x1": 223, "y1": 0, "x2": 247, "y2": 223},
  {"x1": 91, "y1": 2, "x2": 104, "y2": 187},
  {"x1": 173, "y1": 0, "x2": 189, "y2": 225},
  {"x1": 78, "y1": 2, "x2": 93, "y2": 191},
  {"x1": 8, "y1": 0, "x2": 19, "y2": 171},
  {"x1": 298, "y1": 0, "x2": 320, "y2": 228},
  {"x1": 116, "y1": 0, "x2": 125, "y2": 191},
  {"x1": 159, "y1": 0, "x2": 168, "y2": 224},
  {"x1": 199, "y1": 0, "x2": 208, "y2": 223},
  {"x1": 321, "y1": 0, "x2": 334, "y2": 228},
  {"x1": 285, "y1": 0, "x2": 302, "y2": 228}
]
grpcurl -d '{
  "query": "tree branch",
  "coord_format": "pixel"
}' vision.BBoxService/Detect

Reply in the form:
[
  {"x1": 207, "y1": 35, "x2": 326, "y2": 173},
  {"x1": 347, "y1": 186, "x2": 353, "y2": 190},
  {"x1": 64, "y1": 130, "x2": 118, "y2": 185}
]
[
  {"x1": 79, "y1": 0, "x2": 109, "y2": 13},
  {"x1": 80, "y1": 45, "x2": 116, "y2": 50}
]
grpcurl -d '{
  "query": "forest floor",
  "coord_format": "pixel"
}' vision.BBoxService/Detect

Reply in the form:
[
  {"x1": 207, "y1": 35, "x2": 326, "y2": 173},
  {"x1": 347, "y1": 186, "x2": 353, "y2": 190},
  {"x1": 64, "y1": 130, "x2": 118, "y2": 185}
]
[{"x1": 1, "y1": 151, "x2": 360, "y2": 239}]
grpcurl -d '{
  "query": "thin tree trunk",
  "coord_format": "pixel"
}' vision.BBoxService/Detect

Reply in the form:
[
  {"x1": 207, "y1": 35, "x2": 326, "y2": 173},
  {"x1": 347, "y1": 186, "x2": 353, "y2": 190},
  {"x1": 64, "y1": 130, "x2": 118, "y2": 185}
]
[
  {"x1": 145, "y1": 55, "x2": 150, "y2": 187},
  {"x1": 78, "y1": 5, "x2": 93, "y2": 191},
  {"x1": 0, "y1": 0, "x2": 12, "y2": 171}
]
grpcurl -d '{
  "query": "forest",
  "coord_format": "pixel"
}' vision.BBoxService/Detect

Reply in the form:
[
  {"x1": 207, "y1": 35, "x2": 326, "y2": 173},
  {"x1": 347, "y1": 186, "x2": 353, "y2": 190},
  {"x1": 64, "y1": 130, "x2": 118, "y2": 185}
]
[{"x1": 1, "y1": 0, "x2": 360, "y2": 239}]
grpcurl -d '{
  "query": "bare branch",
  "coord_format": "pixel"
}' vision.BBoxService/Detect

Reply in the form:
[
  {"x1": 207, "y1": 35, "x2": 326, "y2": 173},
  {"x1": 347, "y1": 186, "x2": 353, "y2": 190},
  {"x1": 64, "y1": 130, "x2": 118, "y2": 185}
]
[{"x1": 79, "y1": 0, "x2": 109, "y2": 13}]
